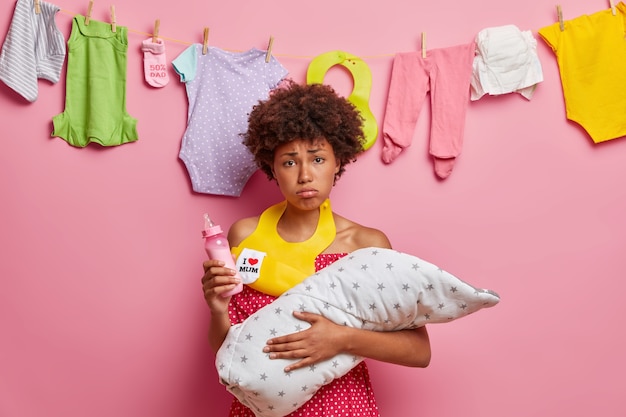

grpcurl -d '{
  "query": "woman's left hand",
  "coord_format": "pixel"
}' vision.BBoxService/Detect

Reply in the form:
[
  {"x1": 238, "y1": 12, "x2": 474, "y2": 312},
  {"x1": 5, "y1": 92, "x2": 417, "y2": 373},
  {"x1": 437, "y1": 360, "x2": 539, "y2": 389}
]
[{"x1": 263, "y1": 311, "x2": 343, "y2": 372}]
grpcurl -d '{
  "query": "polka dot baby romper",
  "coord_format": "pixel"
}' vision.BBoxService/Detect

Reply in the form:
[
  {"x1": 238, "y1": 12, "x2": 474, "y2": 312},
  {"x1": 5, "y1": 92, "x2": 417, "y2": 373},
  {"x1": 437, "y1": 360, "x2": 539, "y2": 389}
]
[{"x1": 172, "y1": 46, "x2": 287, "y2": 196}]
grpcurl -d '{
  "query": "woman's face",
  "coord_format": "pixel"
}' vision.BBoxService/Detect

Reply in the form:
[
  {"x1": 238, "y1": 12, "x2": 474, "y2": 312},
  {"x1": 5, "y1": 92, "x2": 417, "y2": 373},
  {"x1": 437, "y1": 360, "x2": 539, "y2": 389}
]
[{"x1": 271, "y1": 138, "x2": 340, "y2": 211}]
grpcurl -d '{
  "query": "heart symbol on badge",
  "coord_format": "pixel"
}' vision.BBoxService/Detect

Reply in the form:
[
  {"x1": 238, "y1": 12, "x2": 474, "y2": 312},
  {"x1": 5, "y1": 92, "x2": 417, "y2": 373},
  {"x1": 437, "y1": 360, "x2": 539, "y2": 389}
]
[{"x1": 248, "y1": 258, "x2": 258, "y2": 265}]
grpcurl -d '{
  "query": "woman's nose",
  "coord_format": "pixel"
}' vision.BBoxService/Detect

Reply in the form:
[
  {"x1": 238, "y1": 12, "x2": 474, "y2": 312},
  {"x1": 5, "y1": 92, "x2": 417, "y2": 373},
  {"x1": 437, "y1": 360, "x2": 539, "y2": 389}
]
[{"x1": 298, "y1": 165, "x2": 312, "y2": 183}]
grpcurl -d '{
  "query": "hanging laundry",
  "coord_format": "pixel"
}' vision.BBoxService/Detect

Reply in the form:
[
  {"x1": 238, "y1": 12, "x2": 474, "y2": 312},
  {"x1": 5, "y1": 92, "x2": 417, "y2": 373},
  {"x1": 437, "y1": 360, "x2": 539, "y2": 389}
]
[
  {"x1": 382, "y1": 42, "x2": 475, "y2": 179},
  {"x1": 142, "y1": 37, "x2": 169, "y2": 88},
  {"x1": 539, "y1": 4, "x2": 626, "y2": 143},
  {"x1": 0, "y1": 0, "x2": 66, "y2": 102},
  {"x1": 172, "y1": 45, "x2": 287, "y2": 197},
  {"x1": 470, "y1": 25, "x2": 543, "y2": 101},
  {"x1": 52, "y1": 15, "x2": 138, "y2": 147},
  {"x1": 306, "y1": 50, "x2": 378, "y2": 151}
]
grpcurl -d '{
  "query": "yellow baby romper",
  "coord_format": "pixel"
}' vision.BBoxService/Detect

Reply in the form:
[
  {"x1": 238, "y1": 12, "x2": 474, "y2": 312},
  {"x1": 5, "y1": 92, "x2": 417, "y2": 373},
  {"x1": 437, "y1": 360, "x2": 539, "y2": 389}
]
[{"x1": 539, "y1": 3, "x2": 626, "y2": 143}]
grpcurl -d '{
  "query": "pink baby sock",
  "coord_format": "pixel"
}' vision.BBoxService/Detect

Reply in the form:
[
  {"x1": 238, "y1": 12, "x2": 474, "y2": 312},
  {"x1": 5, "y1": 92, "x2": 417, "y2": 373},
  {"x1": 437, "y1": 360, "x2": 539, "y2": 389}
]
[
  {"x1": 433, "y1": 157, "x2": 456, "y2": 179},
  {"x1": 142, "y1": 38, "x2": 169, "y2": 88}
]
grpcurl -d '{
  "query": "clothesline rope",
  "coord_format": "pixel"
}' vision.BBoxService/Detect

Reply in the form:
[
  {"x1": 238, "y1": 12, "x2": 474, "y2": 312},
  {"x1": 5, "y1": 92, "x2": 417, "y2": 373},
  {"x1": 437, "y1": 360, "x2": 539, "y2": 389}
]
[{"x1": 58, "y1": 9, "x2": 394, "y2": 60}]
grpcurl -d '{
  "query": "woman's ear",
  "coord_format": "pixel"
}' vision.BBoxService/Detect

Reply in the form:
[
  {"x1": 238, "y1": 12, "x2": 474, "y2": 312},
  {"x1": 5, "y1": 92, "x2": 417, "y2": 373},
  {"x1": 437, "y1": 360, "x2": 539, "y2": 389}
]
[{"x1": 333, "y1": 163, "x2": 341, "y2": 185}]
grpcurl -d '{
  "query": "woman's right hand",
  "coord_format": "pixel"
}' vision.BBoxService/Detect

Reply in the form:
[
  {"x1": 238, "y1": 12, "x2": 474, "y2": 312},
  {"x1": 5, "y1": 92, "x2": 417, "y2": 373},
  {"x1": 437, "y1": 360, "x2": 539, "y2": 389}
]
[{"x1": 201, "y1": 260, "x2": 240, "y2": 314}]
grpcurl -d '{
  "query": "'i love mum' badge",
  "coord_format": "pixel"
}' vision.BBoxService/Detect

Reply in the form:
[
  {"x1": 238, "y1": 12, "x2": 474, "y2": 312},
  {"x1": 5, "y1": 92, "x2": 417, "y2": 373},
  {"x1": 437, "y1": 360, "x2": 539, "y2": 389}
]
[{"x1": 235, "y1": 248, "x2": 267, "y2": 284}]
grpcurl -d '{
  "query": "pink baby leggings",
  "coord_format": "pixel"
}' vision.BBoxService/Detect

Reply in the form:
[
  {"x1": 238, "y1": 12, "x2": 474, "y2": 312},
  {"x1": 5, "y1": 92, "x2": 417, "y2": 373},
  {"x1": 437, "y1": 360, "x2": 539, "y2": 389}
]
[{"x1": 382, "y1": 42, "x2": 475, "y2": 179}]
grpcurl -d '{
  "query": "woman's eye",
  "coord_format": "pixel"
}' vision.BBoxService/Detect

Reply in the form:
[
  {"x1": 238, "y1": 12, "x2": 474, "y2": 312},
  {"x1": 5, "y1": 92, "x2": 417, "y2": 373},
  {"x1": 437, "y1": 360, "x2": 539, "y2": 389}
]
[
  {"x1": 314, "y1": 157, "x2": 324, "y2": 163},
  {"x1": 284, "y1": 160, "x2": 295, "y2": 167}
]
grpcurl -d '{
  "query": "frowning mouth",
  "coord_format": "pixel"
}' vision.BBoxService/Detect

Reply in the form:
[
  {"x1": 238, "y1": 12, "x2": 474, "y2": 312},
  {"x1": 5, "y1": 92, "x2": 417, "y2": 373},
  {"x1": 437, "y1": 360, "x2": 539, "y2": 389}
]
[{"x1": 296, "y1": 188, "x2": 318, "y2": 197}]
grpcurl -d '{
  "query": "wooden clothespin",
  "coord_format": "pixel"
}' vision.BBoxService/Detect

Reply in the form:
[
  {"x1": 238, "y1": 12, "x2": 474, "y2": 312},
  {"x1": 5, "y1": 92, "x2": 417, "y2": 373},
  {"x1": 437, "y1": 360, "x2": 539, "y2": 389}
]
[
  {"x1": 152, "y1": 19, "x2": 161, "y2": 43},
  {"x1": 110, "y1": 5, "x2": 116, "y2": 33},
  {"x1": 85, "y1": 0, "x2": 94, "y2": 25},
  {"x1": 609, "y1": 0, "x2": 617, "y2": 15},
  {"x1": 34, "y1": 0, "x2": 41, "y2": 14},
  {"x1": 265, "y1": 36, "x2": 275, "y2": 63},
  {"x1": 421, "y1": 32, "x2": 427, "y2": 59},
  {"x1": 202, "y1": 27, "x2": 209, "y2": 55},
  {"x1": 556, "y1": 5, "x2": 564, "y2": 31}
]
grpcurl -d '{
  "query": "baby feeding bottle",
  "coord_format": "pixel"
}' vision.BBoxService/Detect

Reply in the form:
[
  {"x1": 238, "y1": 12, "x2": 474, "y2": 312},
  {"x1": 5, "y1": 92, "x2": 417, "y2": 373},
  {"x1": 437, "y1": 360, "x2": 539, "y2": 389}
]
[{"x1": 202, "y1": 213, "x2": 243, "y2": 297}]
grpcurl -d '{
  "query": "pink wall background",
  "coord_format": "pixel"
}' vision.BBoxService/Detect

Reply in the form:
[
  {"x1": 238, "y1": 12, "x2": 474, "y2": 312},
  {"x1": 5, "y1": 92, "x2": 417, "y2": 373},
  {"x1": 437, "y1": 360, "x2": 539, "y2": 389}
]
[{"x1": 2, "y1": 0, "x2": 625, "y2": 416}]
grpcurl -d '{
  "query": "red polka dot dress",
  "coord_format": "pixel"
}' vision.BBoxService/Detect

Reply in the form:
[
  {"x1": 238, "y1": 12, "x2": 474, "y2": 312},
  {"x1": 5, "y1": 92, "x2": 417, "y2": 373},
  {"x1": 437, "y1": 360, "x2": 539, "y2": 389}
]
[{"x1": 227, "y1": 253, "x2": 380, "y2": 417}]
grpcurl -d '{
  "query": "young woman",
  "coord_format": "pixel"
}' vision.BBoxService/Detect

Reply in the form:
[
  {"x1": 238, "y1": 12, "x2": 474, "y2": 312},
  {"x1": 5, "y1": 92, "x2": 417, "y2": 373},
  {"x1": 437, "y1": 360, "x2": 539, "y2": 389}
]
[{"x1": 201, "y1": 82, "x2": 431, "y2": 416}]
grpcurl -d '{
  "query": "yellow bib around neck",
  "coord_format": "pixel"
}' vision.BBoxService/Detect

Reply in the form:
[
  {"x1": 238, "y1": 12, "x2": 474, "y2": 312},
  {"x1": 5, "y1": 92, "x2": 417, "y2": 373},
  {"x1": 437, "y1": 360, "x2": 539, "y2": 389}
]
[{"x1": 231, "y1": 199, "x2": 336, "y2": 296}]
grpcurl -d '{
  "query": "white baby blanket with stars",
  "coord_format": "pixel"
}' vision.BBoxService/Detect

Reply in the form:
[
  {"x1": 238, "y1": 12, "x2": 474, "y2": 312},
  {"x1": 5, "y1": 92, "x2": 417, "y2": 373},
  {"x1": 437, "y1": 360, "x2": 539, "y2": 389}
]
[{"x1": 215, "y1": 247, "x2": 500, "y2": 417}]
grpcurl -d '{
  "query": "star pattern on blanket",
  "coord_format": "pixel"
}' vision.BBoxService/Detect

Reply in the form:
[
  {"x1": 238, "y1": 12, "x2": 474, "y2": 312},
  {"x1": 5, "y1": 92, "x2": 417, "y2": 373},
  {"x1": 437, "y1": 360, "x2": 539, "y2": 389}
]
[{"x1": 216, "y1": 247, "x2": 500, "y2": 417}]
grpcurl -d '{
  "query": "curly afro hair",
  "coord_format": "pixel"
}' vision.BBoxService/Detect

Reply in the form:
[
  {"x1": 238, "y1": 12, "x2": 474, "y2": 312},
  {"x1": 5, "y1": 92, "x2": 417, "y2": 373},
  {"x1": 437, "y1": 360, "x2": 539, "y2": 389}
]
[{"x1": 243, "y1": 81, "x2": 365, "y2": 181}]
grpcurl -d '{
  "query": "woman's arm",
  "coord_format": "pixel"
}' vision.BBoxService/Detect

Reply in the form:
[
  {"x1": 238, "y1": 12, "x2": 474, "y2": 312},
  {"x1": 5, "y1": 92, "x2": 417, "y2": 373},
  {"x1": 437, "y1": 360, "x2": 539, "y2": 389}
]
[
  {"x1": 264, "y1": 218, "x2": 432, "y2": 371},
  {"x1": 340, "y1": 322, "x2": 431, "y2": 367},
  {"x1": 264, "y1": 311, "x2": 431, "y2": 371},
  {"x1": 202, "y1": 216, "x2": 258, "y2": 352},
  {"x1": 202, "y1": 259, "x2": 238, "y2": 352}
]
